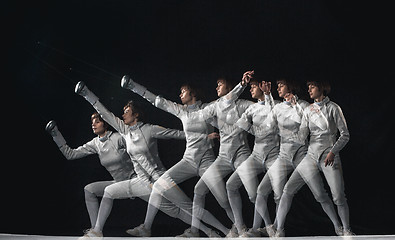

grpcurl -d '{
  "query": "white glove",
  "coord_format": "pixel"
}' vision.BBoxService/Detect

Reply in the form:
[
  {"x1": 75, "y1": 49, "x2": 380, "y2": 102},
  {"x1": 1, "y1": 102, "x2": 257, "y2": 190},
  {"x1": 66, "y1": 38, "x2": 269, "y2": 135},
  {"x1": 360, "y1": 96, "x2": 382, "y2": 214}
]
[
  {"x1": 121, "y1": 75, "x2": 147, "y2": 96},
  {"x1": 75, "y1": 81, "x2": 99, "y2": 105},
  {"x1": 45, "y1": 120, "x2": 67, "y2": 148}
]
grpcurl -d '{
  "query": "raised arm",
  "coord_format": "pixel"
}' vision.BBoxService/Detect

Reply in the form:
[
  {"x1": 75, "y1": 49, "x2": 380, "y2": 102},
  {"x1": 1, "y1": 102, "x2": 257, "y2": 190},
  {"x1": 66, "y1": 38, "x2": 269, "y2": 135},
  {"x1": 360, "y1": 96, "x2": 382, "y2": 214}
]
[
  {"x1": 75, "y1": 81, "x2": 129, "y2": 135},
  {"x1": 222, "y1": 70, "x2": 253, "y2": 102},
  {"x1": 121, "y1": 75, "x2": 157, "y2": 104},
  {"x1": 121, "y1": 75, "x2": 182, "y2": 117},
  {"x1": 45, "y1": 120, "x2": 97, "y2": 160},
  {"x1": 150, "y1": 125, "x2": 186, "y2": 140},
  {"x1": 223, "y1": 82, "x2": 247, "y2": 102},
  {"x1": 258, "y1": 80, "x2": 276, "y2": 108}
]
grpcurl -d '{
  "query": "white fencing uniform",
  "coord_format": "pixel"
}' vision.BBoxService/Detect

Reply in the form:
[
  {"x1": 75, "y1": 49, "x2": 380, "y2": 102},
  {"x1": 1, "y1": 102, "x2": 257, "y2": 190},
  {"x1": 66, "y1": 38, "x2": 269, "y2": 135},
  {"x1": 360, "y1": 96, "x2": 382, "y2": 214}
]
[
  {"x1": 75, "y1": 83, "x2": 199, "y2": 235},
  {"x1": 48, "y1": 127, "x2": 136, "y2": 229},
  {"x1": 275, "y1": 97, "x2": 351, "y2": 234},
  {"x1": 225, "y1": 95, "x2": 280, "y2": 233},
  {"x1": 59, "y1": 131, "x2": 135, "y2": 182},
  {"x1": 124, "y1": 81, "x2": 228, "y2": 235},
  {"x1": 187, "y1": 83, "x2": 253, "y2": 230},
  {"x1": 254, "y1": 97, "x2": 309, "y2": 230},
  {"x1": 91, "y1": 101, "x2": 190, "y2": 210}
]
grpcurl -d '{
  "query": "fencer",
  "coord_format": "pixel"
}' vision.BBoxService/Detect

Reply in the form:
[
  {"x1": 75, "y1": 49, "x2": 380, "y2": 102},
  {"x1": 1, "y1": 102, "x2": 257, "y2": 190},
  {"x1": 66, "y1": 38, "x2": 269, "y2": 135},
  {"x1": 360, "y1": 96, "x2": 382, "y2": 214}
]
[
  {"x1": 273, "y1": 80, "x2": 354, "y2": 237},
  {"x1": 225, "y1": 79, "x2": 281, "y2": 237},
  {"x1": 121, "y1": 76, "x2": 228, "y2": 237},
  {"x1": 186, "y1": 71, "x2": 254, "y2": 237},
  {"x1": 46, "y1": 114, "x2": 135, "y2": 236},
  {"x1": 252, "y1": 78, "x2": 309, "y2": 237},
  {"x1": 74, "y1": 81, "x2": 197, "y2": 239}
]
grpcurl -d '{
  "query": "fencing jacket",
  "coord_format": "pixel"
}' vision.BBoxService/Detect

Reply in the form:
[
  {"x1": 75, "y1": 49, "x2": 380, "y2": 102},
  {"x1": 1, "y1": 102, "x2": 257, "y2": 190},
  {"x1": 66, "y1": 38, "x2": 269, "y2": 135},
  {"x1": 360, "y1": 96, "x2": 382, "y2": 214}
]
[
  {"x1": 264, "y1": 97, "x2": 310, "y2": 161},
  {"x1": 295, "y1": 97, "x2": 350, "y2": 161},
  {"x1": 60, "y1": 131, "x2": 135, "y2": 182},
  {"x1": 130, "y1": 87, "x2": 216, "y2": 168},
  {"x1": 93, "y1": 101, "x2": 186, "y2": 181},
  {"x1": 191, "y1": 83, "x2": 254, "y2": 162},
  {"x1": 235, "y1": 95, "x2": 280, "y2": 164}
]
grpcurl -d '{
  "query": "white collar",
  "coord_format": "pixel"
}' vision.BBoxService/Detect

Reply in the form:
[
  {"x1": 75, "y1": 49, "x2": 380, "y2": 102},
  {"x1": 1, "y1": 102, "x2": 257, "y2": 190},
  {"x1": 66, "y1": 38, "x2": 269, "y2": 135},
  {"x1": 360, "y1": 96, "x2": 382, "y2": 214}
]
[
  {"x1": 186, "y1": 100, "x2": 202, "y2": 110},
  {"x1": 98, "y1": 131, "x2": 112, "y2": 142},
  {"x1": 129, "y1": 122, "x2": 144, "y2": 131},
  {"x1": 314, "y1": 96, "x2": 330, "y2": 107}
]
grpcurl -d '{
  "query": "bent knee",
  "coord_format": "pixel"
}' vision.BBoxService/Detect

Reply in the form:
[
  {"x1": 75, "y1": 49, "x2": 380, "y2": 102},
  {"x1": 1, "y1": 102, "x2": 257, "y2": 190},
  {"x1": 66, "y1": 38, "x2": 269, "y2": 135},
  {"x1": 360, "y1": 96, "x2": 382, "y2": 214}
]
[
  {"x1": 103, "y1": 185, "x2": 118, "y2": 199},
  {"x1": 84, "y1": 185, "x2": 94, "y2": 194},
  {"x1": 332, "y1": 194, "x2": 347, "y2": 206},
  {"x1": 194, "y1": 180, "x2": 209, "y2": 196},
  {"x1": 151, "y1": 180, "x2": 166, "y2": 195},
  {"x1": 283, "y1": 184, "x2": 299, "y2": 197},
  {"x1": 225, "y1": 180, "x2": 239, "y2": 192}
]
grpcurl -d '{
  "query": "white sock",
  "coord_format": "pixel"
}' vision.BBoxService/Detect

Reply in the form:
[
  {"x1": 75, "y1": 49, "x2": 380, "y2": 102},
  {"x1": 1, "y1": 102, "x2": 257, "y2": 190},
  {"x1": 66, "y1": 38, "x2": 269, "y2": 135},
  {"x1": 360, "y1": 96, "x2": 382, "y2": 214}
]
[
  {"x1": 192, "y1": 193, "x2": 229, "y2": 235},
  {"x1": 274, "y1": 192, "x2": 293, "y2": 230},
  {"x1": 320, "y1": 200, "x2": 341, "y2": 229},
  {"x1": 337, "y1": 203, "x2": 350, "y2": 230},
  {"x1": 84, "y1": 190, "x2": 99, "y2": 229},
  {"x1": 143, "y1": 192, "x2": 161, "y2": 230},
  {"x1": 227, "y1": 189, "x2": 244, "y2": 232},
  {"x1": 252, "y1": 208, "x2": 263, "y2": 229},
  {"x1": 255, "y1": 193, "x2": 272, "y2": 227},
  {"x1": 94, "y1": 196, "x2": 113, "y2": 232}
]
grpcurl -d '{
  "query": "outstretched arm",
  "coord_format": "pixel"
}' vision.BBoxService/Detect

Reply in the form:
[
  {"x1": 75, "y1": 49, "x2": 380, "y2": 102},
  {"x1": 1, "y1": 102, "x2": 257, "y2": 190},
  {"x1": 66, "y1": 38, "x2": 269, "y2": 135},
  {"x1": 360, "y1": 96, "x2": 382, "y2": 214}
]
[
  {"x1": 75, "y1": 81, "x2": 129, "y2": 135},
  {"x1": 150, "y1": 125, "x2": 186, "y2": 140},
  {"x1": 121, "y1": 75, "x2": 182, "y2": 117},
  {"x1": 45, "y1": 120, "x2": 66, "y2": 148},
  {"x1": 45, "y1": 120, "x2": 97, "y2": 160},
  {"x1": 121, "y1": 75, "x2": 157, "y2": 104}
]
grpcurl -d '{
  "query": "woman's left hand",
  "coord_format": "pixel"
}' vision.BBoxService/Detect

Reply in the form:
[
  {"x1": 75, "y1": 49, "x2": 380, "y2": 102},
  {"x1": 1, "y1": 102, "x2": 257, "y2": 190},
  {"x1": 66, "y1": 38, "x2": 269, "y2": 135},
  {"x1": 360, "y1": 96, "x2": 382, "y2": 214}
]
[{"x1": 324, "y1": 151, "x2": 335, "y2": 167}]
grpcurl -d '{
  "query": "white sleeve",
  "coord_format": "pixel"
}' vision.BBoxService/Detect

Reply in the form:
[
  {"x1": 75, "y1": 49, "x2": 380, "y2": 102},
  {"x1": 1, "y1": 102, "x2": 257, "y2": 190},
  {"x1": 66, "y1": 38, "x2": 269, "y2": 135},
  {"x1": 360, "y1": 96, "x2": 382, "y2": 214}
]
[
  {"x1": 154, "y1": 96, "x2": 182, "y2": 117},
  {"x1": 223, "y1": 83, "x2": 246, "y2": 102},
  {"x1": 292, "y1": 109, "x2": 310, "y2": 144},
  {"x1": 330, "y1": 105, "x2": 350, "y2": 155},
  {"x1": 59, "y1": 139, "x2": 97, "y2": 160},
  {"x1": 235, "y1": 107, "x2": 253, "y2": 132},
  {"x1": 93, "y1": 101, "x2": 129, "y2": 136},
  {"x1": 150, "y1": 125, "x2": 186, "y2": 140}
]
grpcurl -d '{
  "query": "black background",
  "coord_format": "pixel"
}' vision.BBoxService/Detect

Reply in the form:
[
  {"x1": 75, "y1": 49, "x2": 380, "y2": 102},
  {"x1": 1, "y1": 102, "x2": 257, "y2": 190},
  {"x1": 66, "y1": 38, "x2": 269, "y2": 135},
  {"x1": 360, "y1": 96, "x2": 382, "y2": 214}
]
[{"x1": 4, "y1": 0, "x2": 395, "y2": 237}]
